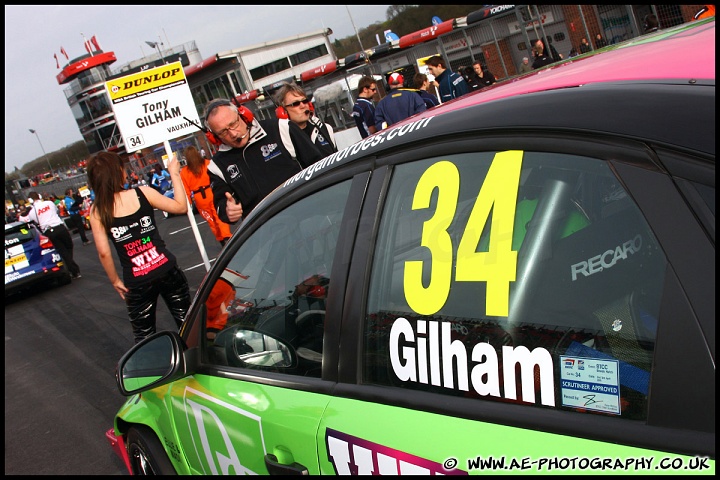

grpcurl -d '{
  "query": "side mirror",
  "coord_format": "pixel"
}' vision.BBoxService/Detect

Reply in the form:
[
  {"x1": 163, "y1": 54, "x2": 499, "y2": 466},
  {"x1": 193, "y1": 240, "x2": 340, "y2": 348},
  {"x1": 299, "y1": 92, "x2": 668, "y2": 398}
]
[
  {"x1": 116, "y1": 331, "x2": 186, "y2": 395},
  {"x1": 216, "y1": 328, "x2": 296, "y2": 369}
]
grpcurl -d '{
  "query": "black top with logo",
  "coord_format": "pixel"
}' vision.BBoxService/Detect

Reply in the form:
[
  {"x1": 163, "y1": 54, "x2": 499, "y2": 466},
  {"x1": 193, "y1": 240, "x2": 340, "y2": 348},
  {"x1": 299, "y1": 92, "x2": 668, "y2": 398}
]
[{"x1": 109, "y1": 187, "x2": 177, "y2": 288}]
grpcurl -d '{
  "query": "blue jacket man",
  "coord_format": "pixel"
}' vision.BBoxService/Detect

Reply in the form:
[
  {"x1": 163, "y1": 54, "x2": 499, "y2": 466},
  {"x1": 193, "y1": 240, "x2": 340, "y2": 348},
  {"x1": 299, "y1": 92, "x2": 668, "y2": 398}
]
[
  {"x1": 374, "y1": 73, "x2": 427, "y2": 130},
  {"x1": 424, "y1": 55, "x2": 468, "y2": 103},
  {"x1": 352, "y1": 75, "x2": 379, "y2": 138}
]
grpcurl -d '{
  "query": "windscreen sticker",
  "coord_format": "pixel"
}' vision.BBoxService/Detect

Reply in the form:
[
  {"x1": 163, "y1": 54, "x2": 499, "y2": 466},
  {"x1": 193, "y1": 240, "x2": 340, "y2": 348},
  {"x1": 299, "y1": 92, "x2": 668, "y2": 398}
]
[
  {"x1": 564, "y1": 341, "x2": 649, "y2": 395},
  {"x1": 326, "y1": 428, "x2": 467, "y2": 475},
  {"x1": 560, "y1": 356, "x2": 620, "y2": 414},
  {"x1": 283, "y1": 115, "x2": 437, "y2": 188}
]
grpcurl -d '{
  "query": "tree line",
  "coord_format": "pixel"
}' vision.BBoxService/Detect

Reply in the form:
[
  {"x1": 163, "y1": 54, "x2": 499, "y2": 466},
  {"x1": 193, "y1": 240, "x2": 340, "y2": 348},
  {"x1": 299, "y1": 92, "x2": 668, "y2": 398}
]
[{"x1": 332, "y1": 5, "x2": 486, "y2": 59}]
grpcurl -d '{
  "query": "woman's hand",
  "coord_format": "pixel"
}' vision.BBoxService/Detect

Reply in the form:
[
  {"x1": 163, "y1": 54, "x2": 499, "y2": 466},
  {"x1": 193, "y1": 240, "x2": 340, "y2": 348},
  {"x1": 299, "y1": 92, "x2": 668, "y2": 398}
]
[
  {"x1": 167, "y1": 154, "x2": 181, "y2": 176},
  {"x1": 112, "y1": 278, "x2": 129, "y2": 300}
]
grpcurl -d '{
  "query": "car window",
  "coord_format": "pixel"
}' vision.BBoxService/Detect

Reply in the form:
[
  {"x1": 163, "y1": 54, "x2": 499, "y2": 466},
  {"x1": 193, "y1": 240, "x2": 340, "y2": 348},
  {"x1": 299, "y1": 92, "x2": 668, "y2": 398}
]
[
  {"x1": 364, "y1": 151, "x2": 666, "y2": 421},
  {"x1": 5, "y1": 222, "x2": 37, "y2": 245},
  {"x1": 5, "y1": 223, "x2": 38, "y2": 271},
  {"x1": 203, "y1": 179, "x2": 352, "y2": 377}
]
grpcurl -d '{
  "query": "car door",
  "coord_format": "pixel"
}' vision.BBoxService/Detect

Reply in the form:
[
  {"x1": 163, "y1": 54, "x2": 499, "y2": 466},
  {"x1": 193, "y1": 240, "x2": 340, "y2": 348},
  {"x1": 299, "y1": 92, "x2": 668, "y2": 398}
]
[
  {"x1": 165, "y1": 175, "x2": 364, "y2": 474},
  {"x1": 318, "y1": 138, "x2": 714, "y2": 474}
]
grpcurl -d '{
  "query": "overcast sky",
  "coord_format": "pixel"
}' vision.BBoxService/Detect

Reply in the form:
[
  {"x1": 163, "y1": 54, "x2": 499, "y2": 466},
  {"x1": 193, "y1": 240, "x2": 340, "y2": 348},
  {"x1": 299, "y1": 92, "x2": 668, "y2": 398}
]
[{"x1": 4, "y1": 4, "x2": 391, "y2": 172}]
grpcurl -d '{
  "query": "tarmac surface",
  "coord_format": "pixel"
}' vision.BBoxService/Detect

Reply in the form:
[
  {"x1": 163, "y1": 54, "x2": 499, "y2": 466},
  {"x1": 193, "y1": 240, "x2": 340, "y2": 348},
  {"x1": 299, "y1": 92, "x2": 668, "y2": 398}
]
[{"x1": 5, "y1": 208, "x2": 236, "y2": 475}]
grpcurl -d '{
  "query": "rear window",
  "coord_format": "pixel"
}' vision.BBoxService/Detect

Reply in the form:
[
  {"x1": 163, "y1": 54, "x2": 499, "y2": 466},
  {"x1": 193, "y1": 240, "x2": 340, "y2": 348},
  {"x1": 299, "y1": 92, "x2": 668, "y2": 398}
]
[{"x1": 5, "y1": 223, "x2": 37, "y2": 247}]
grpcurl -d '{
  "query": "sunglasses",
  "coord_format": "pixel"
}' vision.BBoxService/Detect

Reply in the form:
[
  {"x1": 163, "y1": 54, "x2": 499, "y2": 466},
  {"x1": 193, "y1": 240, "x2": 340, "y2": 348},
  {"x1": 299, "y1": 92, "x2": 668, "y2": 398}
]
[
  {"x1": 369, "y1": 87, "x2": 377, "y2": 92},
  {"x1": 285, "y1": 98, "x2": 310, "y2": 108}
]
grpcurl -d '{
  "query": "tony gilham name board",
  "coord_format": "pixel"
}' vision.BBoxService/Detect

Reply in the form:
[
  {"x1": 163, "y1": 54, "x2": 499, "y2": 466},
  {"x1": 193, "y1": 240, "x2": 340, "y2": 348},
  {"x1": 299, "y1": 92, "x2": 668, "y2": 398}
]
[{"x1": 105, "y1": 61, "x2": 201, "y2": 152}]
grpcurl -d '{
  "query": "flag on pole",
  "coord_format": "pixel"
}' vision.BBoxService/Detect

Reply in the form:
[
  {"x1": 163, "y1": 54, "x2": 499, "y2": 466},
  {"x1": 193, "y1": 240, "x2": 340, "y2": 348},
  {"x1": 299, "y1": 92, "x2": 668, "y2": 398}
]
[
  {"x1": 60, "y1": 46, "x2": 69, "y2": 60},
  {"x1": 91, "y1": 35, "x2": 101, "y2": 51},
  {"x1": 82, "y1": 33, "x2": 94, "y2": 56},
  {"x1": 54, "y1": 53, "x2": 60, "y2": 69}
]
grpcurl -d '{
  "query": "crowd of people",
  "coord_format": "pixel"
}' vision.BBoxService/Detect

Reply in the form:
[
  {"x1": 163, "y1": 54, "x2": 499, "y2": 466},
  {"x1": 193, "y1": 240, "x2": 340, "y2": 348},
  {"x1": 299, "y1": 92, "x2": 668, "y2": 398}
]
[{"x1": 344, "y1": 25, "x2": 661, "y2": 136}]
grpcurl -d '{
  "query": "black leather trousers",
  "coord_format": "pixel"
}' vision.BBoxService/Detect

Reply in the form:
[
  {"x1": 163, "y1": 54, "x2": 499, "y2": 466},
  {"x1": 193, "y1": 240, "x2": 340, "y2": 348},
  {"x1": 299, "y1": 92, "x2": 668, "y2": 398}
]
[{"x1": 124, "y1": 266, "x2": 191, "y2": 344}]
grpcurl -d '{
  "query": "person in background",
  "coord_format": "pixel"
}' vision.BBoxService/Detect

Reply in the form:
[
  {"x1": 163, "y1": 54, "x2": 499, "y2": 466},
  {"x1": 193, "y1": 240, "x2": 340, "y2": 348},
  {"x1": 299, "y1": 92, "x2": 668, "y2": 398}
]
[
  {"x1": 643, "y1": 14, "x2": 659, "y2": 33},
  {"x1": 180, "y1": 145, "x2": 232, "y2": 246},
  {"x1": 151, "y1": 163, "x2": 172, "y2": 194},
  {"x1": 205, "y1": 98, "x2": 324, "y2": 225},
  {"x1": 19, "y1": 191, "x2": 82, "y2": 279},
  {"x1": 518, "y1": 56, "x2": 533, "y2": 74},
  {"x1": 532, "y1": 38, "x2": 561, "y2": 69},
  {"x1": 374, "y1": 72, "x2": 427, "y2": 130},
  {"x1": 351, "y1": 76, "x2": 379, "y2": 139},
  {"x1": 413, "y1": 73, "x2": 440, "y2": 109},
  {"x1": 472, "y1": 61, "x2": 496, "y2": 88},
  {"x1": 460, "y1": 65, "x2": 477, "y2": 91},
  {"x1": 64, "y1": 188, "x2": 91, "y2": 245},
  {"x1": 53, "y1": 193, "x2": 67, "y2": 217},
  {"x1": 129, "y1": 170, "x2": 140, "y2": 188},
  {"x1": 579, "y1": 37, "x2": 592, "y2": 54},
  {"x1": 6, "y1": 206, "x2": 18, "y2": 223},
  {"x1": 594, "y1": 33, "x2": 608, "y2": 49},
  {"x1": 87, "y1": 150, "x2": 190, "y2": 344},
  {"x1": 275, "y1": 82, "x2": 337, "y2": 158},
  {"x1": 423, "y1": 55, "x2": 469, "y2": 103}
]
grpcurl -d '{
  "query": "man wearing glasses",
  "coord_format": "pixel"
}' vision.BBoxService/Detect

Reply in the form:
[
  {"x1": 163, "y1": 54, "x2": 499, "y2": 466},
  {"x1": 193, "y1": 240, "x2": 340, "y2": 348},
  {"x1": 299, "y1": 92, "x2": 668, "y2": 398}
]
[
  {"x1": 204, "y1": 98, "x2": 324, "y2": 224},
  {"x1": 275, "y1": 83, "x2": 337, "y2": 157},
  {"x1": 351, "y1": 76, "x2": 379, "y2": 139}
]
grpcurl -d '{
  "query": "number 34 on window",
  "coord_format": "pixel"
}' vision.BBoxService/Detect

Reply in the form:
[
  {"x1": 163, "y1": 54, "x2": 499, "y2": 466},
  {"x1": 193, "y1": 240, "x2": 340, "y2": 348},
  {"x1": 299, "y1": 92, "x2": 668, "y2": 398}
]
[{"x1": 404, "y1": 151, "x2": 523, "y2": 317}]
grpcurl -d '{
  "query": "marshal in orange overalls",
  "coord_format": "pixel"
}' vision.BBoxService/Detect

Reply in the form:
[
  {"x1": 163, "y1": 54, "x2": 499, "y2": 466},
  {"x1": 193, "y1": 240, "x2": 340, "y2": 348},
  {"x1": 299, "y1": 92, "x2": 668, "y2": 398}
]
[{"x1": 180, "y1": 156, "x2": 232, "y2": 245}]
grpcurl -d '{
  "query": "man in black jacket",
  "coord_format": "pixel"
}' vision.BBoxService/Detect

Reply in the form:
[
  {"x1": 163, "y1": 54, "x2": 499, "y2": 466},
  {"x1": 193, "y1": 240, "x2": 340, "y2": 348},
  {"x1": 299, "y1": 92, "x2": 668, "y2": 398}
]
[
  {"x1": 532, "y1": 38, "x2": 562, "y2": 69},
  {"x1": 205, "y1": 99, "x2": 324, "y2": 224},
  {"x1": 275, "y1": 83, "x2": 338, "y2": 158}
]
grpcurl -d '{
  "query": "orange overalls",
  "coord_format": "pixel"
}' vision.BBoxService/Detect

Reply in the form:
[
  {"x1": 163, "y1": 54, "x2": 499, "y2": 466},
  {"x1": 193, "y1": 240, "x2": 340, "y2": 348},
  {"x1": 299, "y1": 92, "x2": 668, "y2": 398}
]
[{"x1": 180, "y1": 159, "x2": 232, "y2": 243}]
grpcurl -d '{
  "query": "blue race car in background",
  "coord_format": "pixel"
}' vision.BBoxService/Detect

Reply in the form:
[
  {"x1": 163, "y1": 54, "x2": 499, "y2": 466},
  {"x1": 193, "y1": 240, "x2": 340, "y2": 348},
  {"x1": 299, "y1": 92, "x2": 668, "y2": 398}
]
[{"x1": 5, "y1": 220, "x2": 72, "y2": 297}]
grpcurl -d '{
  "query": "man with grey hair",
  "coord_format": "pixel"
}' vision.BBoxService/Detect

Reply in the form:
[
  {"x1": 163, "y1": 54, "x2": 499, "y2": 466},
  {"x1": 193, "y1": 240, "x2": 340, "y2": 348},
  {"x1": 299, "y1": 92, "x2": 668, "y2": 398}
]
[
  {"x1": 518, "y1": 56, "x2": 533, "y2": 74},
  {"x1": 204, "y1": 98, "x2": 324, "y2": 223}
]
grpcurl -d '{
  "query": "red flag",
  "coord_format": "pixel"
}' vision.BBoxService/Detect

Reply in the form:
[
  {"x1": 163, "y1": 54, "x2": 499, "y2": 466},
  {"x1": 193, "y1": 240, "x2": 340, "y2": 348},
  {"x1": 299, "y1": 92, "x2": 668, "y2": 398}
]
[
  {"x1": 91, "y1": 35, "x2": 101, "y2": 51},
  {"x1": 54, "y1": 53, "x2": 60, "y2": 69},
  {"x1": 60, "y1": 46, "x2": 69, "y2": 59},
  {"x1": 85, "y1": 39, "x2": 92, "y2": 53}
]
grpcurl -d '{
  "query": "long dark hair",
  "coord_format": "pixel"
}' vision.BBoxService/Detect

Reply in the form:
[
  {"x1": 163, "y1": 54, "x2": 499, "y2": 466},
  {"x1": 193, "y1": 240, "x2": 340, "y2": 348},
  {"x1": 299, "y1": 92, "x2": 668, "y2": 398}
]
[
  {"x1": 184, "y1": 145, "x2": 204, "y2": 177},
  {"x1": 87, "y1": 151, "x2": 125, "y2": 233}
]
